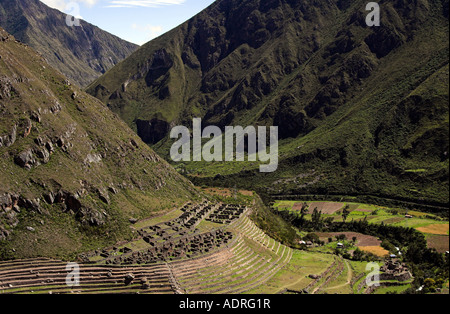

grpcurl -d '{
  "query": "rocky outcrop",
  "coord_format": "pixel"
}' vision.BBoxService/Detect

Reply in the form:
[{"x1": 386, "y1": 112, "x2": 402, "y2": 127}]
[
  {"x1": 0, "y1": 193, "x2": 20, "y2": 239},
  {"x1": 0, "y1": 192, "x2": 44, "y2": 240},
  {"x1": 75, "y1": 207, "x2": 106, "y2": 227},
  {"x1": 0, "y1": 188, "x2": 108, "y2": 241},
  {"x1": 14, "y1": 144, "x2": 54, "y2": 170},
  {"x1": 0, "y1": 76, "x2": 17, "y2": 100},
  {"x1": 44, "y1": 189, "x2": 105, "y2": 226},
  {"x1": 14, "y1": 148, "x2": 37, "y2": 169},
  {"x1": 0, "y1": 124, "x2": 17, "y2": 148}
]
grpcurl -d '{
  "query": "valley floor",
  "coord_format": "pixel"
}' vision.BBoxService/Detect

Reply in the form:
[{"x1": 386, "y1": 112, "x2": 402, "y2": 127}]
[{"x1": 0, "y1": 196, "x2": 448, "y2": 295}]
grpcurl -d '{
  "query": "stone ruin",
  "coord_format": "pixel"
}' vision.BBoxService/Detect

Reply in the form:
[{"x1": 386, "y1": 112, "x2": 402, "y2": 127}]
[
  {"x1": 104, "y1": 229, "x2": 233, "y2": 265},
  {"x1": 206, "y1": 204, "x2": 247, "y2": 224},
  {"x1": 78, "y1": 201, "x2": 238, "y2": 265},
  {"x1": 380, "y1": 259, "x2": 412, "y2": 282}
]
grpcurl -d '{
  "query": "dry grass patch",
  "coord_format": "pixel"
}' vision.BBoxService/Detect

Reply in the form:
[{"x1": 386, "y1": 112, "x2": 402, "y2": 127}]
[
  {"x1": 416, "y1": 224, "x2": 449, "y2": 235},
  {"x1": 359, "y1": 246, "x2": 389, "y2": 257}
]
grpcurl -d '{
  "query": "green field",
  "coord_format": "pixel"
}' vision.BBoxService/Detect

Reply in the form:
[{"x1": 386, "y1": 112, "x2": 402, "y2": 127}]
[{"x1": 273, "y1": 200, "x2": 449, "y2": 232}]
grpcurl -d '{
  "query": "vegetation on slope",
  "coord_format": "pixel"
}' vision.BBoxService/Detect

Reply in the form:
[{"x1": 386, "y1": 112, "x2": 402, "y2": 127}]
[
  {"x1": 87, "y1": 0, "x2": 449, "y2": 207},
  {"x1": 0, "y1": 27, "x2": 200, "y2": 260}
]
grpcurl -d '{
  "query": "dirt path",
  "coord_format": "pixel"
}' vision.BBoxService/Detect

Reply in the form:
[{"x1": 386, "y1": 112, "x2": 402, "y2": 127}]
[
  {"x1": 274, "y1": 276, "x2": 309, "y2": 294},
  {"x1": 323, "y1": 259, "x2": 353, "y2": 291}
]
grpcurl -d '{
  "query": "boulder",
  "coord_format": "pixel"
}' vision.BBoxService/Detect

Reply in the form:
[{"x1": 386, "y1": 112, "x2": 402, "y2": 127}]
[
  {"x1": 15, "y1": 197, "x2": 42, "y2": 214},
  {"x1": 0, "y1": 226, "x2": 10, "y2": 240},
  {"x1": 124, "y1": 273, "x2": 135, "y2": 285},
  {"x1": 76, "y1": 207, "x2": 105, "y2": 226},
  {"x1": 97, "y1": 188, "x2": 110, "y2": 204},
  {"x1": 35, "y1": 147, "x2": 50, "y2": 163},
  {"x1": 108, "y1": 186, "x2": 118, "y2": 194},
  {"x1": 43, "y1": 192, "x2": 55, "y2": 204},
  {"x1": 45, "y1": 141, "x2": 54, "y2": 153},
  {"x1": 65, "y1": 193, "x2": 82, "y2": 211},
  {"x1": 14, "y1": 149, "x2": 36, "y2": 169},
  {"x1": 0, "y1": 193, "x2": 12, "y2": 210}
]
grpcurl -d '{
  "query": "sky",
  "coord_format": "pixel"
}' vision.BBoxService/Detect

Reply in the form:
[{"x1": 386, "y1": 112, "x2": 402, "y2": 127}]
[{"x1": 40, "y1": 0, "x2": 216, "y2": 45}]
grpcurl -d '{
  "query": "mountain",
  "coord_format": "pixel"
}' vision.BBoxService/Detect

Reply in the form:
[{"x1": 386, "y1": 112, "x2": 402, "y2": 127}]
[
  {"x1": 0, "y1": 27, "x2": 199, "y2": 260},
  {"x1": 0, "y1": 0, "x2": 138, "y2": 87},
  {"x1": 86, "y1": 0, "x2": 449, "y2": 209}
]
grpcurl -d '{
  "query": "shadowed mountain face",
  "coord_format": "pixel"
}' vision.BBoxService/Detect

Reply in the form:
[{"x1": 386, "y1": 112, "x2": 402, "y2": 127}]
[
  {"x1": 0, "y1": 27, "x2": 199, "y2": 259},
  {"x1": 0, "y1": 0, "x2": 138, "y2": 87},
  {"x1": 87, "y1": 0, "x2": 449, "y2": 206}
]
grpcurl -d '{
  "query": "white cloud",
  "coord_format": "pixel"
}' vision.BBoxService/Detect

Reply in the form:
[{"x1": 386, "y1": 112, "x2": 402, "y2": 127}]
[
  {"x1": 107, "y1": 0, "x2": 186, "y2": 8},
  {"x1": 131, "y1": 23, "x2": 164, "y2": 44}
]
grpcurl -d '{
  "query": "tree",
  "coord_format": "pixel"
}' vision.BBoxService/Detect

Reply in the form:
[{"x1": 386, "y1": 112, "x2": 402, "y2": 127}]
[
  {"x1": 311, "y1": 207, "x2": 323, "y2": 229},
  {"x1": 353, "y1": 248, "x2": 364, "y2": 261},
  {"x1": 423, "y1": 278, "x2": 437, "y2": 293},
  {"x1": 381, "y1": 239, "x2": 396, "y2": 253},
  {"x1": 304, "y1": 233, "x2": 319, "y2": 243},
  {"x1": 298, "y1": 202, "x2": 309, "y2": 226},
  {"x1": 300, "y1": 202, "x2": 309, "y2": 215}
]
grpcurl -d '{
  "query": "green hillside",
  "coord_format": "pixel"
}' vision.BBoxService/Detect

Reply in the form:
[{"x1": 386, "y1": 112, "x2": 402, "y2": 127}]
[
  {"x1": 0, "y1": 27, "x2": 200, "y2": 260},
  {"x1": 86, "y1": 0, "x2": 449, "y2": 208}
]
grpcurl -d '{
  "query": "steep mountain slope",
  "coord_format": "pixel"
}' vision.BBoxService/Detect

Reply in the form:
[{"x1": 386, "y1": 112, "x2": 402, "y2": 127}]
[
  {"x1": 0, "y1": 0, "x2": 138, "y2": 87},
  {"x1": 0, "y1": 27, "x2": 199, "y2": 260},
  {"x1": 87, "y1": 0, "x2": 449, "y2": 208}
]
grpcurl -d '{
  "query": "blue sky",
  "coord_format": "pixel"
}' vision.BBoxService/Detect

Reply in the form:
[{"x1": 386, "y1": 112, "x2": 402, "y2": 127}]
[{"x1": 40, "y1": 0, "x2": 216, "y2": 45}]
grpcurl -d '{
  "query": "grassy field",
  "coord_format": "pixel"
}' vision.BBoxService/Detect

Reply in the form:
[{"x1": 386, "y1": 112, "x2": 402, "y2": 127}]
[
  {"x1": 273, "y1": 200, "x2": 449, "y2": 255},
  {"x1": 244, "y1": 250, "x2": 335, "y2": 294},
  {"x1": 273, "y1": 200, "x2": 448, "y2": 231}
]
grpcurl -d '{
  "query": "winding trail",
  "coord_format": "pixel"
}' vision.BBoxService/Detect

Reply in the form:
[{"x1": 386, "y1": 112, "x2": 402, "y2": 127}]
[{"x1": 323, "y1": 259, "x2": 353, "y2": 291}]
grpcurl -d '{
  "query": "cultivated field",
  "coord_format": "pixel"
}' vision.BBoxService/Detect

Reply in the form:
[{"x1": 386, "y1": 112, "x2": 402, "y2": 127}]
[
  {"x1": 273, "y1": 200, "x2": 449, "y2": 236},
  {"x1": 425, "y1": 235, "x2": 449, "y2": 253},
  {"x1": 315, "y1": 232, "x2": 381, "y2": 247}
]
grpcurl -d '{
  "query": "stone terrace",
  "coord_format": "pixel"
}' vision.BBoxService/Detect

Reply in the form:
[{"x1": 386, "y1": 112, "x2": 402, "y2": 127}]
[{"x1": 0, "y1": 202, "x2": 293, "y2": 294}]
